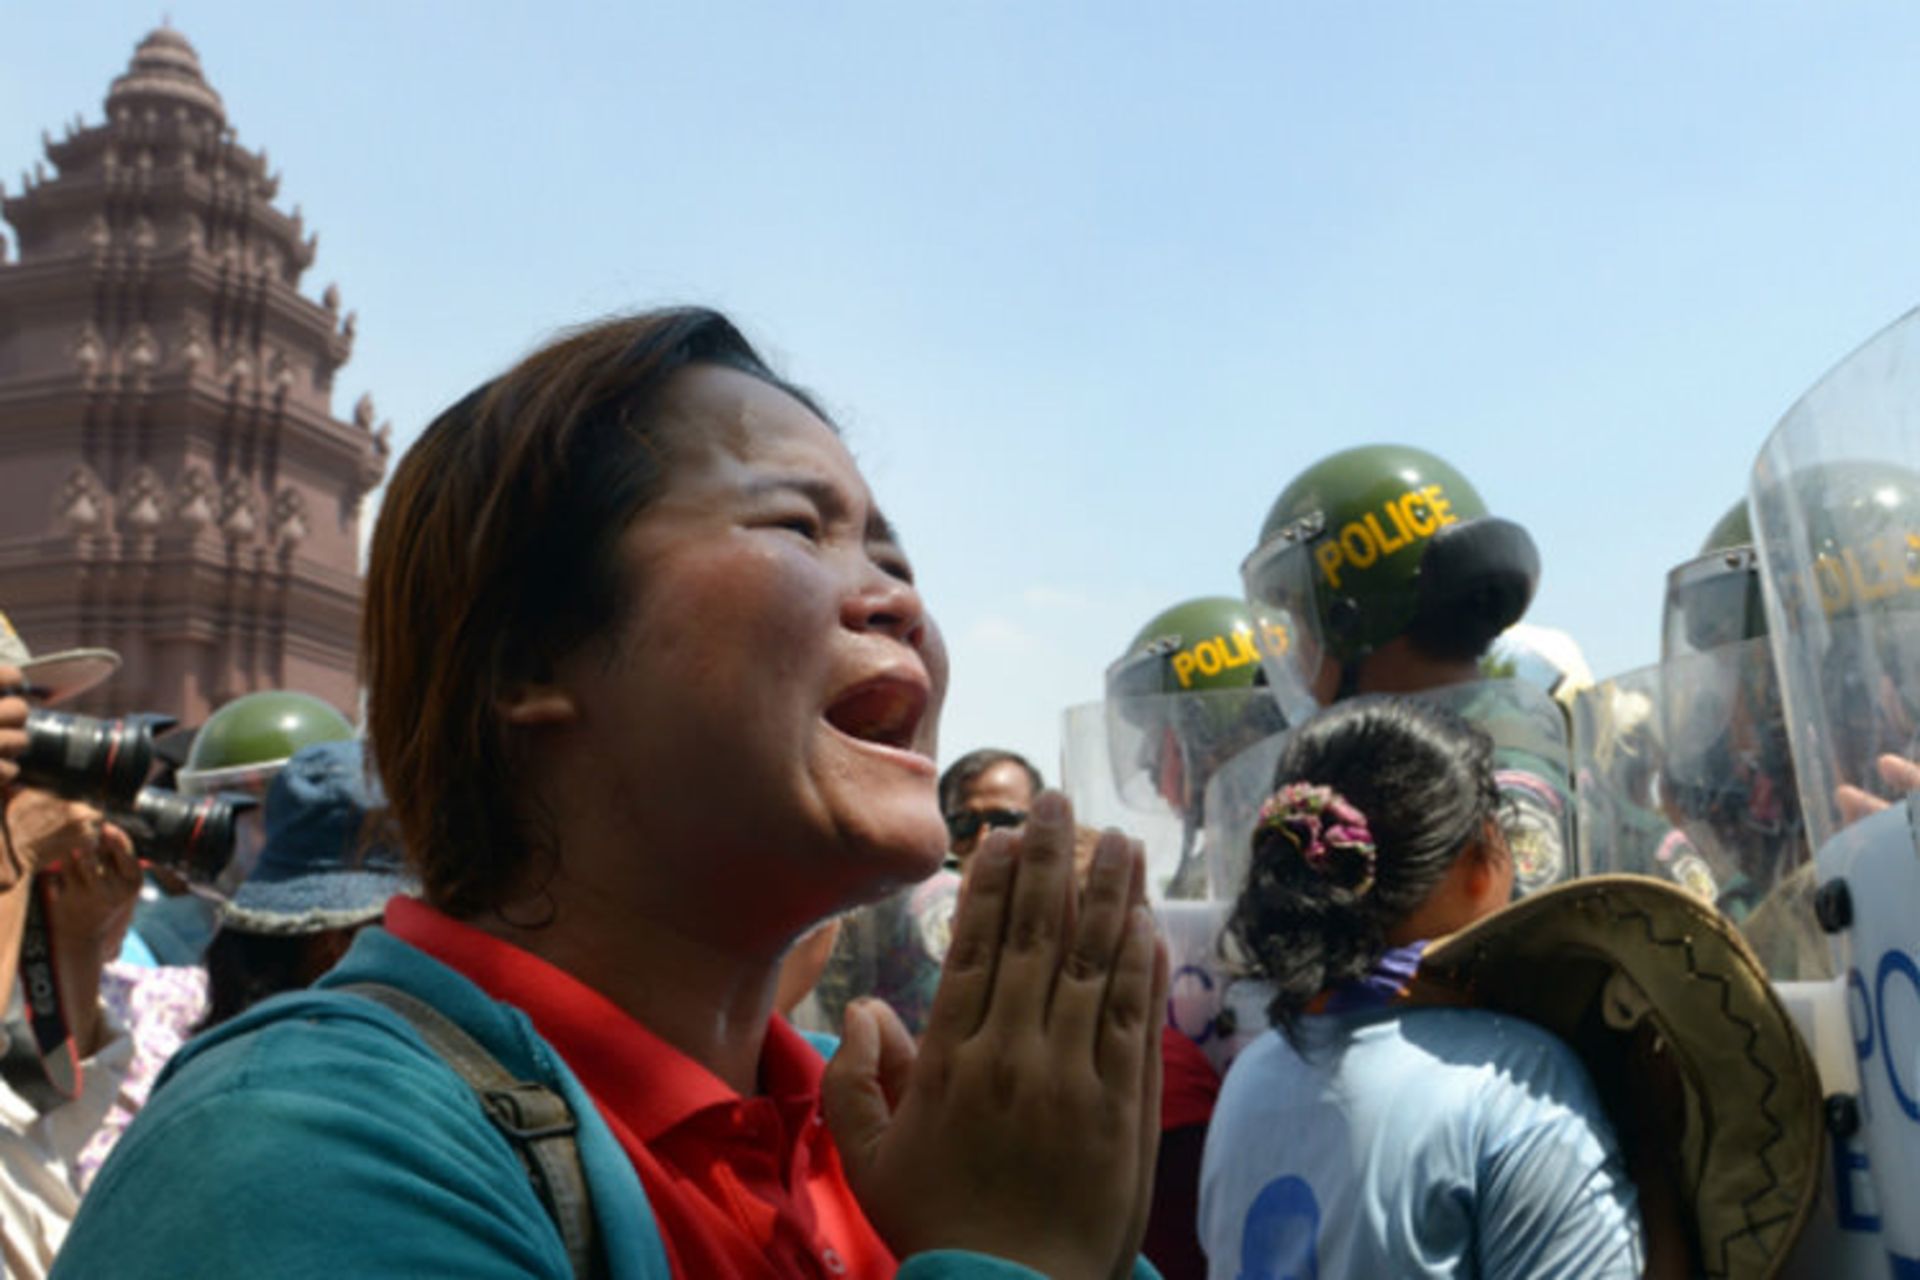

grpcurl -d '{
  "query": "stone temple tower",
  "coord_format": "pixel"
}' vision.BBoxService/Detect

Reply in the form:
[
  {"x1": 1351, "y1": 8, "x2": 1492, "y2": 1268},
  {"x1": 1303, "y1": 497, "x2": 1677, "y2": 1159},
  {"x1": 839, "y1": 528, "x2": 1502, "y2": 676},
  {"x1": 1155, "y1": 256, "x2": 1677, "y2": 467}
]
[{"x1": 0, "y1": 27, "x2": 386, "y2": 723}]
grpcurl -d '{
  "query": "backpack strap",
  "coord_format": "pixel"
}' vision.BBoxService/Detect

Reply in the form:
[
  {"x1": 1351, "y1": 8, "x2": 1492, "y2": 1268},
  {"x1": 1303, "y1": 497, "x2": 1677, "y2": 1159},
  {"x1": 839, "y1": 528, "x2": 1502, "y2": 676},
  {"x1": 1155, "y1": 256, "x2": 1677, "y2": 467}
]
[{"x1": 338, "y1": 982, "x2": 601, "y2": 1280}]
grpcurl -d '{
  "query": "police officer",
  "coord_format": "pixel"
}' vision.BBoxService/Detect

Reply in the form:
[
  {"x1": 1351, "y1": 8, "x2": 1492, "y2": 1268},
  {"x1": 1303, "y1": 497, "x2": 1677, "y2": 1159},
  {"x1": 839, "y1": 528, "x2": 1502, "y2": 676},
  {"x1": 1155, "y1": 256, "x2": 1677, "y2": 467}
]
[
  {"x1": 1241, "y1": 444, "x2": 1539, "y2": 716},
  {"x1": 1240, "y1": 444, "x2": 1569, "y2": 894},
  {"x1": 1102, "y1": 596, "x2": 1288, "y2": 900},
  {"x1": 1658, "y1": 502, "x2": 1824, "y2": 968}
]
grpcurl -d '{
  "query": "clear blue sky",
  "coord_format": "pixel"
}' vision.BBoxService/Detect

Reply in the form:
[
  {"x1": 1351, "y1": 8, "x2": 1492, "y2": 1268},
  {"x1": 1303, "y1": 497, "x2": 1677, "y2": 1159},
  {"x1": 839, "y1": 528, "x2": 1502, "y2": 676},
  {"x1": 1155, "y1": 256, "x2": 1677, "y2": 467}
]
[{"x1": 9, "y1": 3, "x2": 1920, "y2": 777}]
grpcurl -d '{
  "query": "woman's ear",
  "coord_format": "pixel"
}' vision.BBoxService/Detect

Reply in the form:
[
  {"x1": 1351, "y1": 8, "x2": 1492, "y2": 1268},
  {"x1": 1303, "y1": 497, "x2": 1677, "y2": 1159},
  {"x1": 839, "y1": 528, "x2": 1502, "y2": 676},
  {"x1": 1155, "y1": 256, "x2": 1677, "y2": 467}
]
[
  {"x1": 1465, "y1": 818, "x2": 1514, "y2": 904},
  {"x1": 498, "y1": 682, "x2": 579, "y2": 726},
  {"x1": 1478, "y1": 816, "x2": 1510, "y2": 867}
]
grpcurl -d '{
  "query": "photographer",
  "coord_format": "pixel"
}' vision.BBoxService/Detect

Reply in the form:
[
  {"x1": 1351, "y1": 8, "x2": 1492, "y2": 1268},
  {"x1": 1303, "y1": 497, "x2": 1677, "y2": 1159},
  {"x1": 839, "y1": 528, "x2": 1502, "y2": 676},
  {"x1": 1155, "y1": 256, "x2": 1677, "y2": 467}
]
[{"x1": 0, "y1": 625, "x2": 146, "y2": 1278}]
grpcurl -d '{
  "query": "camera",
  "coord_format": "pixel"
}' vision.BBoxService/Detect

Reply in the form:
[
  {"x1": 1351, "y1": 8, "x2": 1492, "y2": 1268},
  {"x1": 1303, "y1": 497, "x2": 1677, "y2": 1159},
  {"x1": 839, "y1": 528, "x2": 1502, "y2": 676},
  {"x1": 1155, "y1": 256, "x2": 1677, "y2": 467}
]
[
  {"x1": 110, "y1": 788, "x2": 256, "y2": 883},
  {"x1": 14, "y1": 709, "x2": 253, "y2": 882},
  {"x1": 14, "y1": 709, "x2": 166, "y2": 812}
]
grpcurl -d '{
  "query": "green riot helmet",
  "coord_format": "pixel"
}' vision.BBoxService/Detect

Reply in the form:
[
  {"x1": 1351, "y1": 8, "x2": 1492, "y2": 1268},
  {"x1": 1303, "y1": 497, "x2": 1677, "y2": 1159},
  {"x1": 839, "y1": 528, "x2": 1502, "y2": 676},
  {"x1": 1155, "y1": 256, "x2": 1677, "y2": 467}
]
[
  {"x1": 177, "y1": 690, "x2": 355, "y2": 797},
  {"x1": 1242, "y1": 444, "x2": 1540, "y2": 718},
  {"x1": 1106, "y1": 596, "x2": 1288, "y2": 808},
  {"x1": 1107, "y1": 596, "x2": 1283, "y2": 701},
  {"x1": 1102, "y1": 597, "x2": 1288, "y2": 896},
  {"x1": 1662, "y1": 500, "x2": 1767, "y2": 663}
]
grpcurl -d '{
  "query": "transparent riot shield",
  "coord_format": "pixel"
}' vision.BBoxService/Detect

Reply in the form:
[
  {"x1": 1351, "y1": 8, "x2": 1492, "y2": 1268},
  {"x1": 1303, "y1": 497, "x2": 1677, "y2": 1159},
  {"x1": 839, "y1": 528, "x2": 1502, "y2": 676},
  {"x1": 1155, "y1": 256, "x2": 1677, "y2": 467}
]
[
  {"x1": 1572, "y1": 650, "x2": 1829, "y2": 982},
  {"x1": 1063, "y1": 690, "x2": 1285, "y2": 1076},
  {"x1": 1060, "y1": 687, "x2": 1287, "y2": 901},
  {"x1": 1749, "y1": 305, "x2": 1920, "y2": 1274},
  {"x1": 1202, "y1": 678, "x2": 1575, "y2": 907},
  {"x1": 806, "y1": 870, "x2": 960, "y2": 1039},
  {"x1": 1752, "y1": 308, "x2": 1920, "y2": 847}
]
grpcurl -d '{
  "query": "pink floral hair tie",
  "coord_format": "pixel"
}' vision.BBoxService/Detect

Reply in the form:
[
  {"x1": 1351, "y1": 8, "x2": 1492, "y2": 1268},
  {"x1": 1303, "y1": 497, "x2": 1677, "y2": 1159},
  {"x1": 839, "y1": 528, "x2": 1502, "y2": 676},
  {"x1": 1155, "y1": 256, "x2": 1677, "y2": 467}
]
[{"x1": 1256, "y1": 781, "x2": 1379, "y2": 898}]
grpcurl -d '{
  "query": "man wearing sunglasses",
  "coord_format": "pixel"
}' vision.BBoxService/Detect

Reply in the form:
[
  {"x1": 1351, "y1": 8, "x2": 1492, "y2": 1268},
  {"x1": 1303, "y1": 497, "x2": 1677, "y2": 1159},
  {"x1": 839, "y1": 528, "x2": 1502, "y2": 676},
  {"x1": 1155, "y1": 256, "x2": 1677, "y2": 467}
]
[{"x1": 937, "y1": 748, "x2": 1042, "y2": 863}]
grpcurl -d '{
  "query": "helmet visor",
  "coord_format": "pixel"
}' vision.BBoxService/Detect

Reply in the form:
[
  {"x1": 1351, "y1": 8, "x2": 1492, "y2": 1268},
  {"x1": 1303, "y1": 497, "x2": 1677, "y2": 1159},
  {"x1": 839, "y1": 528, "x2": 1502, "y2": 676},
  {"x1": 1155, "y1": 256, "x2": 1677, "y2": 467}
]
[
  {"x1": 1102, "y1": 688, "x2": 1287, "y2": 815},
  {"x1": 1662, "y1": 549, "x2": 1767, "y2": 663},
  {"x1": 1060, "y1": 701, "x2": 1190, "y2": 899},
  {"x1": 1239, "y1": 531, "x2": 1324, "y2": 722},
  {"x1": 176, "y1": 758, "x2": 285, "y2": 798},
  {"x1": 1063, "y1": 689, "x2": 1287, "y2": 900}
]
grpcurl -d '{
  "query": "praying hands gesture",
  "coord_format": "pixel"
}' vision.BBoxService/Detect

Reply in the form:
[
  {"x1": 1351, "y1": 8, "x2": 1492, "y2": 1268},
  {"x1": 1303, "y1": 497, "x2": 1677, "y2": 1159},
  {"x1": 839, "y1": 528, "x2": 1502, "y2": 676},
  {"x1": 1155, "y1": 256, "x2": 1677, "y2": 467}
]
[{"x1": 825, "y1": 791, "x2": 1167, "y2": 1280}]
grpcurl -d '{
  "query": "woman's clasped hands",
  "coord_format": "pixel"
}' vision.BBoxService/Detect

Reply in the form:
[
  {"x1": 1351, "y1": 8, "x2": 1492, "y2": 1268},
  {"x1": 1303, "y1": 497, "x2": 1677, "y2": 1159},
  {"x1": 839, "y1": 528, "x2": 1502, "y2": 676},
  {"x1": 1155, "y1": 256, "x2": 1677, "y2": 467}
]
[{"x1": 824, "y1": 790, "x2": 1168, "y2": 1280}]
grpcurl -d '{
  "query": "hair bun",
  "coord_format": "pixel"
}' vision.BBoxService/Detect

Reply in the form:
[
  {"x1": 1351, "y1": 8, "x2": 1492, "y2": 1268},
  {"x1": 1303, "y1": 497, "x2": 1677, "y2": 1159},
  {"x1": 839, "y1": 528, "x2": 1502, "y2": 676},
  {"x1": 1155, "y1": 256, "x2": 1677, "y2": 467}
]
[{"x1": 1255, "y1": 781, "x2": 1378, "y2": 898}]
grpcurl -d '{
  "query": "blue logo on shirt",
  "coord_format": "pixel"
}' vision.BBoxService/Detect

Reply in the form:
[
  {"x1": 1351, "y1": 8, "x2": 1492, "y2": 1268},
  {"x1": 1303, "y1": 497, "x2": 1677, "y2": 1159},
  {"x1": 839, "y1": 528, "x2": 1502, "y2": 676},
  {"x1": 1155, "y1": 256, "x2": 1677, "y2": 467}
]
[{"x1": 1238, "y1": 1174, "x2": 1322, "y2": 1280}]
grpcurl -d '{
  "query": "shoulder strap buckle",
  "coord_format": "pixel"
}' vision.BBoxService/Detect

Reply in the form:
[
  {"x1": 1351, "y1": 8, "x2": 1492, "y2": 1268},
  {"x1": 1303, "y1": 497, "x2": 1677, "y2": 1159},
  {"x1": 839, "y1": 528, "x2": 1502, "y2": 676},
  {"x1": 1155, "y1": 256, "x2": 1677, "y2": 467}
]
[
  {"x1": 337, "y1": 982, "x2": 602, "y2": 1279},
  {"x1": 482, "y1": 1081, "x2": 579, "y2": 1143}
]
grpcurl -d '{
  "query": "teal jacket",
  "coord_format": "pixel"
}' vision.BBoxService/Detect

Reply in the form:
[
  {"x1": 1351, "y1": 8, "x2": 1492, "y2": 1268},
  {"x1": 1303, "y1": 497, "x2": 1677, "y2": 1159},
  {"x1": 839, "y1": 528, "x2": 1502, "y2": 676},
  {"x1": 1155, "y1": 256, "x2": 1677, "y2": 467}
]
[{"x1": 53, "y1": 927, "x2": 1159, "y2": 1279}]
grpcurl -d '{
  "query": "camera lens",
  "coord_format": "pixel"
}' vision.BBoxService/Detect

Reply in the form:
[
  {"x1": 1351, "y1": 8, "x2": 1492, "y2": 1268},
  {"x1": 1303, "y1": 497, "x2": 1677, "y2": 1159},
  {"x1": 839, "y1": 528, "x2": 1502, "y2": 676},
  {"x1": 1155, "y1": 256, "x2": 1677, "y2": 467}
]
[
  {"x1": 16, "y1": 711, "x2": 154, "y2": 811},
  {"x1": 114, "y1": 788, "x2": 249, "y2": 883}
]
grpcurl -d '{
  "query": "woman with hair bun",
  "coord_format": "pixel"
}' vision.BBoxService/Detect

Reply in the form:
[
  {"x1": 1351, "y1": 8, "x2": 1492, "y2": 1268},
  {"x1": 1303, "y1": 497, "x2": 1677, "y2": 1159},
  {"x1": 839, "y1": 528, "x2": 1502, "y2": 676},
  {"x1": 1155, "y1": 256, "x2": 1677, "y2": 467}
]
[{"x1": 1199, "y1": 696, "x2": 1644, "y2": 1279}]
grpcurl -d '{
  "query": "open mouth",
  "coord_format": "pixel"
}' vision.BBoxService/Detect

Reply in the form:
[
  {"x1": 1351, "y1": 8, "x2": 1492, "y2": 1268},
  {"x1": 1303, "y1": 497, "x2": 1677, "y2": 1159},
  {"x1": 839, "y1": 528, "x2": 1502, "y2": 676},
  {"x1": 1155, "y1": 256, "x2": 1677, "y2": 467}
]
[{"x1": 825, "y1": 675, "x2": 929, "y2": 753}]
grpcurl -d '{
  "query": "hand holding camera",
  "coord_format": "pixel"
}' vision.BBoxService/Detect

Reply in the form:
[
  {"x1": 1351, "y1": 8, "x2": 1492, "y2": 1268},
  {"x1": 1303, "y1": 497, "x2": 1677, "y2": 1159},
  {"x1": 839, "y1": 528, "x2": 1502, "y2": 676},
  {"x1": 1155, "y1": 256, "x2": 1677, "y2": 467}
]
[
  {"x1": 0, "y1": 662, "x2": 32, "y2": 787},
  {"x1": 14, "y1": 708, "x2": 251, "y2": 884}
]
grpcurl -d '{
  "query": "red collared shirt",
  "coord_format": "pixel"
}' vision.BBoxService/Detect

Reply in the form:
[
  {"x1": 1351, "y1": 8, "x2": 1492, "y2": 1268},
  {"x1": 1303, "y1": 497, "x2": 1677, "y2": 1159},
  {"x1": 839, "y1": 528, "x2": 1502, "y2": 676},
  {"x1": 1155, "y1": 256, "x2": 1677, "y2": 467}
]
[{"x1": 386, "y1": 898, "x2": 896, "y2": 1279}]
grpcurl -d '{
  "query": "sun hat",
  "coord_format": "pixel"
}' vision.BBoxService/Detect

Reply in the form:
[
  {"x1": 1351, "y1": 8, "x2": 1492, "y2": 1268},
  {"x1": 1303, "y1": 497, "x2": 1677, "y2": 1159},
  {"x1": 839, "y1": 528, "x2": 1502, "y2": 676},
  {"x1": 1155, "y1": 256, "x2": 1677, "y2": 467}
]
[
  {"x1": 1412, "y1": 875, "x2": 1822, "y2": 1279},
  {"x1": 219, "y1": 740, "x2": 413, "y2": 935},
  {"x1": 0, "y1": 610, "x2": 119, "y2": 705}
]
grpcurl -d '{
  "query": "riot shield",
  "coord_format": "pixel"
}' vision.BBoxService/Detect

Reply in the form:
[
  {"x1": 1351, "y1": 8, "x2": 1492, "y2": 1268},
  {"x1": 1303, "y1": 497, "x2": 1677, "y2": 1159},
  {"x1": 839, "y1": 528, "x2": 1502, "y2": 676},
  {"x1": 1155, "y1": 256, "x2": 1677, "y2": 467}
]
[
  {"x1": 1572, "y1": 650, "x2": 1829, "y2": 982},
  {"x1": 1751, "y1": 308, "x2": 1920, "y2": 846},
  {"x1": 1749, "y1": 306, "x2": 1920, "y2": 1273},
  {"x1": 805, "y1": 870, "x2": 961, "y2": 1038},
  {"x1": 1063, "y1": 691, "x2": 1283, "y2": 1075},
  {"x1": 1202, "y1": 677, "x2": 1574, "y2": 906},
  {"x1": 1060, "y1": 686, "x2": 1286, "y2": 901}
]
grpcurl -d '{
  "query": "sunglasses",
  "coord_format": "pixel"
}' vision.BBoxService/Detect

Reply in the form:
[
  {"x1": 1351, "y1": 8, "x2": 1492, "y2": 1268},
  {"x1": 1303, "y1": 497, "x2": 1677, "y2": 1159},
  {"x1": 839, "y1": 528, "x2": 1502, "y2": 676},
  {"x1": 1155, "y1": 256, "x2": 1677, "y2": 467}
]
[{"x1": 945, "y1": 808, "x2": 1028, "y2": 842}]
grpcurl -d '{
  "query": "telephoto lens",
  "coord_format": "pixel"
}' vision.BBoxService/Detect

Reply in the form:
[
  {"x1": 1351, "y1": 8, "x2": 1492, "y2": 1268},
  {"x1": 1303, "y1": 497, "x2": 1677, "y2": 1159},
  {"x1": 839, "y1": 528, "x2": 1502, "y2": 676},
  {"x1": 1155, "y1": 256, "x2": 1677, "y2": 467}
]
[
  {"x1": 15, "y1": 711, "x2": 159, "y2": 811},
  {"x1": 112, "y1": 788, "x2": 255, "y2": 883}
]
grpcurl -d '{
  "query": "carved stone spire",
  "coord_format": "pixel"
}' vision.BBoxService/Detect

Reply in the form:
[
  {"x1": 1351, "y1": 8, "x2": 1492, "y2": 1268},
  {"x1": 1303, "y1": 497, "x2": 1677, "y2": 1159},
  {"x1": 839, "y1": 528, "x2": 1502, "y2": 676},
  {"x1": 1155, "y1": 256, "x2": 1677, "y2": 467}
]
[
  {"x1": 106, "y1": 27, "x2": 225, "y2": 124},
  {"x1": 0, "y1": 26, "x2": 382, "y2": 725}
]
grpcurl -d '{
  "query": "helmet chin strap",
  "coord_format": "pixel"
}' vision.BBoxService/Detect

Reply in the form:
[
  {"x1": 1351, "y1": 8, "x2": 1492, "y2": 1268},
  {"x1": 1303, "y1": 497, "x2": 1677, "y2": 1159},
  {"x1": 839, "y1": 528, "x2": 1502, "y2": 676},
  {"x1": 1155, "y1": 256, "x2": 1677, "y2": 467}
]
[
  {"x1": 1167, "y1": 810, "x2": 1209, "y2": 900},
  {"x1": 1336, "y1": 659, "x2": 1365, "y2": 703}
]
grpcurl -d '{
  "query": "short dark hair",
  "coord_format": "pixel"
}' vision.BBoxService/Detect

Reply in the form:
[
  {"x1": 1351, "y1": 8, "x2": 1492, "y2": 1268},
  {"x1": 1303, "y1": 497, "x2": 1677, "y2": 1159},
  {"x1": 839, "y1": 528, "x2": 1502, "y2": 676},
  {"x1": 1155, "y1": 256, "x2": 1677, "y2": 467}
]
[
  {"x1": 1225, "y1": 696, "x2": 1500, "y2": 1040},
  {"x1": 198, "y1": 930, "x2": 310, "y2": 1032},
  {"x1": 938, "y1": 748, "x2": 1044, "y2": 814},
  {"x1": 363, "y1": 307, "x2": 824, "y2": 918}
]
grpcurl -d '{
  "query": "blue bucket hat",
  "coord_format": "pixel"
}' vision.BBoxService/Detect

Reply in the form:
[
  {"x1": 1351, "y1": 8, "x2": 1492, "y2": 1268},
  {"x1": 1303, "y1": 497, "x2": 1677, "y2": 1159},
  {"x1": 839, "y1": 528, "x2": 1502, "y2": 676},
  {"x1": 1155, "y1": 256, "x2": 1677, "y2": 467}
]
[{"x1": 220, "y1": 740, "x2": 413, "y2": 935}]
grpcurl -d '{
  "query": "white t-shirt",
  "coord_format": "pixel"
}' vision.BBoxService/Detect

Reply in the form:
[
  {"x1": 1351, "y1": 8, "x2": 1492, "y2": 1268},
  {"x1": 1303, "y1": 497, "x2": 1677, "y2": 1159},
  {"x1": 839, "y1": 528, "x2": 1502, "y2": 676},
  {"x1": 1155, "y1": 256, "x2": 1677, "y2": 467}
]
[
  {"x1": 0, "y1": 1014, "x2": 132, "y2": 1280},
  {"x1": 1200, "y1": 1006, "x2": 1643, "y2": 1280}
]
